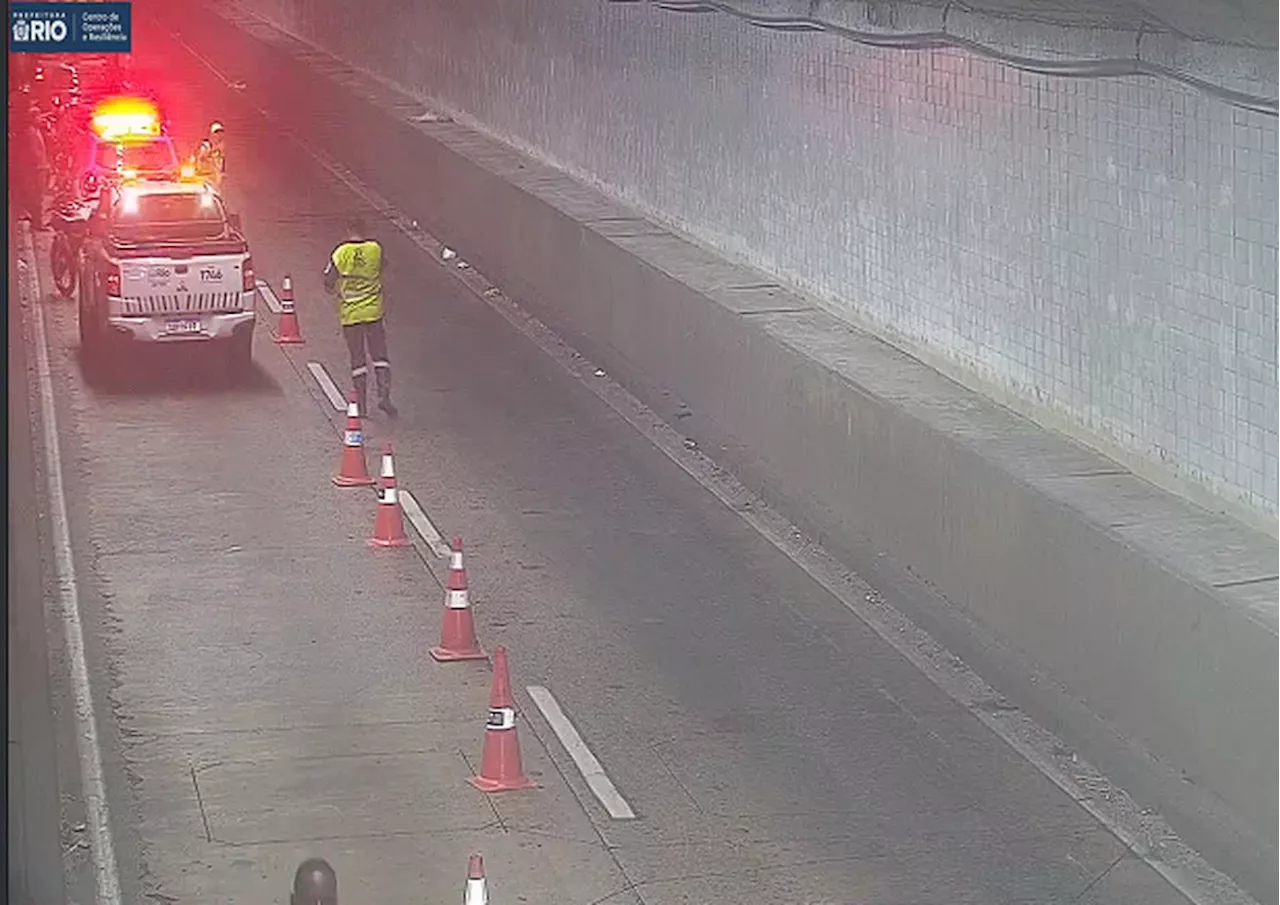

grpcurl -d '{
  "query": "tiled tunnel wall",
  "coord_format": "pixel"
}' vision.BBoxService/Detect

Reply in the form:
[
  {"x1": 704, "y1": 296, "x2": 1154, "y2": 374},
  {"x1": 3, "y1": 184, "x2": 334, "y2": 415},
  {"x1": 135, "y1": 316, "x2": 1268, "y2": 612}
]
[{"x1": 245, "y1": 0, "x2": 1280, "y2": 520}]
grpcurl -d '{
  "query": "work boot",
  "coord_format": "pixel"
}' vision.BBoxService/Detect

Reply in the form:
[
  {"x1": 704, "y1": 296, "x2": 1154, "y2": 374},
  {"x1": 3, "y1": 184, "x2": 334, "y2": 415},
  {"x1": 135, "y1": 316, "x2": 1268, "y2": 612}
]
[
  {"x1": 353, "y1": 376, "x2": 369, "y2": 419},
  {"x1": 374, "y1": 369, "x2": 397, "y2": 419}
]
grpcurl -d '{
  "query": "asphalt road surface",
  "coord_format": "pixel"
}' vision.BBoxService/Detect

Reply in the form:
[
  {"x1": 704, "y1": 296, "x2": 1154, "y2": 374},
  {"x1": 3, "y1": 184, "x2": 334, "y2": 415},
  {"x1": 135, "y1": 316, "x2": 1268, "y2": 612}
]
[{"x1": 6, "y1": 5, "x2": 1230, "y2": 903}]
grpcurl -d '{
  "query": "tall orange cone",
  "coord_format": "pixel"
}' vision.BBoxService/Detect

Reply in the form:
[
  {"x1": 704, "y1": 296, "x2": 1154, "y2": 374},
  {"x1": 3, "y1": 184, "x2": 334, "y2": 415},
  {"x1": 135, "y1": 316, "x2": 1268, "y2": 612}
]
[
  {"x1": 333, "y1": 390, "x2": 376, "y2": 487},
  {"x1": 469, "y1": 646, "x2": 536, "y2": 792},
  {"x1": 463, "y1": 853, "x2": 488, "y2": 905},
  {"x1": 430, "y1": 537, "x2": 486, "y2": 662},
  {"x1": 368, "y1": 442, "x2": 410, "y2": 547},
  {"x1": 274, "y1": 275, "x2": 305, "y2": 344}
]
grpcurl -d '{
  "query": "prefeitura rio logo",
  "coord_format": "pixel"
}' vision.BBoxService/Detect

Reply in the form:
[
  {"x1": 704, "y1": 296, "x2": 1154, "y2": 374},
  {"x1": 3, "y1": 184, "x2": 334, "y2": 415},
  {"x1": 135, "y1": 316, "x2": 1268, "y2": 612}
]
[
  {"x1": 11, "y1": 2, "x2": 133, "y2": 53},
  {"x1": 11, "y1": 11, "x2": 69, "y2": 45}
]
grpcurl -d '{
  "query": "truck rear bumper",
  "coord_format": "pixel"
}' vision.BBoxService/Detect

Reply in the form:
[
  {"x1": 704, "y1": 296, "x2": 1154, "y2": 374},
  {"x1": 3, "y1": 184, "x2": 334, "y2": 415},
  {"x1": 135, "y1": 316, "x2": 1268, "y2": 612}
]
[{"x1": 106, "y1": 311, "x2": 256, "y2": 343}]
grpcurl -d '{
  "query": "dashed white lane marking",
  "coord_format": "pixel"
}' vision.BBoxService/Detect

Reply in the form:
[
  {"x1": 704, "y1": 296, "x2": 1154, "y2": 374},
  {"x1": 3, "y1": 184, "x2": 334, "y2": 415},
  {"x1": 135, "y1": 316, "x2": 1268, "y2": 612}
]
[
  {"x1": 526, "y1": 686, "x2": 637, "y2": 820},
  {"x1": 170, "y1": 15, "x2": 1257, "y2": 904},
  {"x1": 399, "y1": 490, "x2": 451, "y2": 559},
  {"x1": 256, "y1": 279, "x2": 283, "y2": 314},
  {"x1": 18, "y1": 224, "x2": 124, "y2": 905},
  {"x1": 305, "y1": 361, "x2": 347, "y2": 411}
]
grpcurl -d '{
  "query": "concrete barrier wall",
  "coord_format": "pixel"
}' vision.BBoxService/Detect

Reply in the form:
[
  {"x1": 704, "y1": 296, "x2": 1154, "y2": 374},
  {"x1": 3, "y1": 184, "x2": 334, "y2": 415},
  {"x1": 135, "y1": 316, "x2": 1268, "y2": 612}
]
[{"x1": 245, "y1": 0, "x2": 1277, "y2": 525}]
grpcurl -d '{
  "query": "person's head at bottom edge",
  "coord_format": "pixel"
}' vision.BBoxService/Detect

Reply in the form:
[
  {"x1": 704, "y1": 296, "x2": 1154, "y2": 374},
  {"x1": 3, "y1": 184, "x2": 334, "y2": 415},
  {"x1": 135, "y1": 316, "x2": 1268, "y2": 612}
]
[{"x1": 291, "y1": 857, "x2": 338, "y2": 905}]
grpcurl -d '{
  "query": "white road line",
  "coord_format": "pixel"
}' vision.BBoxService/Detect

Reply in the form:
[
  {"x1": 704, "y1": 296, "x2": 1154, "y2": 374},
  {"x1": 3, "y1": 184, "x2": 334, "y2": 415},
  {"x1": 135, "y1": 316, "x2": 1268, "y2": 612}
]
[
  {"x1": 256, "y1": 279, "x2": 283, "y2": 314},
  {"x1": 169, "y1": 18, "x2": 1256, "y2": 904},
  {"x1": 19, "y1": 224, "x2": 123, "y2": 905},
  {"x1": 305, "y1": 361, "x2": 347, "y2": 411},
  {"x1": 167, "y1": 28, "x2": 237, "y2": 87},
  {"x1": 399, "y1": 489, "x2": 451, "y2": 559},
  {"x1": 526, "y1": 686, "x2": 637, "y2": 820}
]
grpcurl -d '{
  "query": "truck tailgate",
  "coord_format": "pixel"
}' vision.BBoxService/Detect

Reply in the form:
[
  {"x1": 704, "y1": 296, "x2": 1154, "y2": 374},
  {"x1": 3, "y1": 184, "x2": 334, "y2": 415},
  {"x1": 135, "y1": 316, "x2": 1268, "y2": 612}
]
[{"x1": 119, "y1": 254, "x2": 247, "y2": 315}]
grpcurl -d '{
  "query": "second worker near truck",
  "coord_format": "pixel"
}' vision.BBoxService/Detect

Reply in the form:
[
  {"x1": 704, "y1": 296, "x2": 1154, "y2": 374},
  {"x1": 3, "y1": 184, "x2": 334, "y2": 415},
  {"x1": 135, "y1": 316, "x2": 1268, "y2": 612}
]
[{"x1": 323, "y1": 216, "x2": 399, "y2": 419}]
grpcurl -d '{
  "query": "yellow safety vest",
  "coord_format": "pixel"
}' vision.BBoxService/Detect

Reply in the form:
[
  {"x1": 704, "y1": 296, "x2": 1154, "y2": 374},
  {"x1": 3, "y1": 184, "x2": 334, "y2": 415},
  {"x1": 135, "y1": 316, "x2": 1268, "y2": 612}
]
[
  {"x1": 331, "y1": 240, "x2": 385, "y2": 326},
  {"x1": 195, "y1": 142, "x2": 224, "y2": 188}
]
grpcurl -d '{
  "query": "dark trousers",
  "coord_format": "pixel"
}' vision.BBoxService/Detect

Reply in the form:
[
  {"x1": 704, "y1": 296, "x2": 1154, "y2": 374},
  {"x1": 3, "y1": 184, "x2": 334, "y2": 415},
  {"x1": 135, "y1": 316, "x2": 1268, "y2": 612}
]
[{"x1": 342, "y1": 318, "x2": 391, "y2": 412}]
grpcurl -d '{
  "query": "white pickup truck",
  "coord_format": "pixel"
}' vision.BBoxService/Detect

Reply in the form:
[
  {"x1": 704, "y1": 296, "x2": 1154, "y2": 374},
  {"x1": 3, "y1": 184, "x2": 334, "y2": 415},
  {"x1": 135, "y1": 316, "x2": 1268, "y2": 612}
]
[{"x1": 76, "y1": 179, "x2": 257, "y2": 378}]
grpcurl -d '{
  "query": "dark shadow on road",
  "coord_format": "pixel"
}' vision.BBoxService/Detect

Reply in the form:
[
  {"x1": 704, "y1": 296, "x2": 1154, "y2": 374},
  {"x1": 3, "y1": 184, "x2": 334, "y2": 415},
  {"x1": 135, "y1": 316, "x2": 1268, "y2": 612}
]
[{"x1": 73, "y1": 342, "x2": 284, "y2": 398}]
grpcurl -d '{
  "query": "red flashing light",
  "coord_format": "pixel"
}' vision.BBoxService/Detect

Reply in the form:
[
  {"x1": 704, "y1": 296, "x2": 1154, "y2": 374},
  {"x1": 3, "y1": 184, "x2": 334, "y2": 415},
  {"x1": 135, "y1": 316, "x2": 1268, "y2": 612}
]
[{"x1": 91, "y1": 96, "x2": 160, "y2": 139}]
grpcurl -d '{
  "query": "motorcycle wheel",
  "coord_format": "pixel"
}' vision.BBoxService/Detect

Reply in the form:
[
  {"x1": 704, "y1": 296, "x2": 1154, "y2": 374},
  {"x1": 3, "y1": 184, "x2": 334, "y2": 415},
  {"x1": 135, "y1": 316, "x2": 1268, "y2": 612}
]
[{"x1": 50, "y1": 234, "x2": 76, "y2": 299}]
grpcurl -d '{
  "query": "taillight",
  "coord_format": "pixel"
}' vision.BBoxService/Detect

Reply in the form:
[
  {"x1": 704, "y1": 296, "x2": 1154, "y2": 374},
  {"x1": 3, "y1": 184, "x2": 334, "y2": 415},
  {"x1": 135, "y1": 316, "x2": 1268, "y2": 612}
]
[
  {"x1": 104, "y1": 264, "x2": 121, "y2": 296},
  {"x1": 242, "y1": 256, "x2": 255, "y2": 293}
]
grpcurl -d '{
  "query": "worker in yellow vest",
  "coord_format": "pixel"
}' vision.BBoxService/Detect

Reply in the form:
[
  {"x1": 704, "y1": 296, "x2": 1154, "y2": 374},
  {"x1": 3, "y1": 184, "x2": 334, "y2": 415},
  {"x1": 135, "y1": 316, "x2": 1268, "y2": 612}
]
[
  {"x1": 322, "y1": 217, "x2": 398, "y2": 418},
  {"x1": 194, "y1": 122, "x2": 225, "y2": 191}
]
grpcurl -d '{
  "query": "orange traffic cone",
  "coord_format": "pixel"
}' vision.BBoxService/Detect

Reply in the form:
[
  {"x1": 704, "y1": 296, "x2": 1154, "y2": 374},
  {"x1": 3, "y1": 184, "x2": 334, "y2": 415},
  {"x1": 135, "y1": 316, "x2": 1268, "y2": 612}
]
[
  {"x1": 274, "y1": 275, "x2": 305, "y2": 344},
  {"x1": 430, "y1": 537, "x2": 486, "y2": 662},
  {"x1": 469, "y1": 646, "x2": 536, "y2": 793},
  {"x1": 368, "y1": 442, "x2": 410, "y2": 547},
  {"x1": 463, "y1": 853, "x2": 488, "y2": 905},
  {"x1": 333, "y1": 391, "x2": 376, "y2": 487}
]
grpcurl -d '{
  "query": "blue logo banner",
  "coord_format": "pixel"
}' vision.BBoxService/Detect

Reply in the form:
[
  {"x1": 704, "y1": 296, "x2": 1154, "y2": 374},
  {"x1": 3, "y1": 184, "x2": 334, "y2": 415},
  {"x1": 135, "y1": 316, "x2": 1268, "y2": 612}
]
[{"x1": 10, "y1": 2, "x2": 132, "y2": 54}]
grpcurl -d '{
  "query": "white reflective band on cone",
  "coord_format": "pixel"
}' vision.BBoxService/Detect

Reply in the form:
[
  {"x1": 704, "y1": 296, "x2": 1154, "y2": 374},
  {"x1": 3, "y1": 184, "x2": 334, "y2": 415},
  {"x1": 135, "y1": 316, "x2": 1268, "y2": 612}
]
[
  {"x1": 346, "y1": 403, "x2": 360, "y2": 418},
  {"x1": 450, "y1": 550, "x2": 463, "y2": 570},
  {"x1": 464, "y1": 877, "x2": 488, "y2": 905},
  {"x1": 487, "y1": 707, "x2": 515, "y2": 730},
  {"x1": 344, "y1": 429, "x2": 363, "y2": 446},
  {"x1": 379, "y1": 486, "x2": 398, "y2": 505},
  {"x1": 381, "y1": 455, "x2": 394, "y2": 478},
  {"x1": 447, "y1": 589, "x2": 469, "y2": 609}
]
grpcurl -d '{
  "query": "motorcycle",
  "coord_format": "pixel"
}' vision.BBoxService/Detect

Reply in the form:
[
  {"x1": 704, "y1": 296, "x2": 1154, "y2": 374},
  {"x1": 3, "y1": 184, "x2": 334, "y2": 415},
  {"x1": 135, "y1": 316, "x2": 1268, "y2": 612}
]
[{"x1": 49, "y1": 195, "x2": 95, "y2": 299}]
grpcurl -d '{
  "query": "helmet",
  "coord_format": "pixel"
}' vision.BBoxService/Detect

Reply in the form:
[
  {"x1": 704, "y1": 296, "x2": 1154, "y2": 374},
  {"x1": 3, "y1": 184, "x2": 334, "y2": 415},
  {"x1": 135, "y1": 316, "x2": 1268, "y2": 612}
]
[{"x1": 209, "y1": 121, "x2": 224, "y2": 135}]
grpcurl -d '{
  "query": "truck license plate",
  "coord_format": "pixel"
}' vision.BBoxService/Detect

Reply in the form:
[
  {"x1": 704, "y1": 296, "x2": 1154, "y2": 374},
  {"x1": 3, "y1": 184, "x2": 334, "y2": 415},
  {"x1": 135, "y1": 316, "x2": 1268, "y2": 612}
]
[{"x1": 164, "y1": 318, "x2": 203, "y2": 336}]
